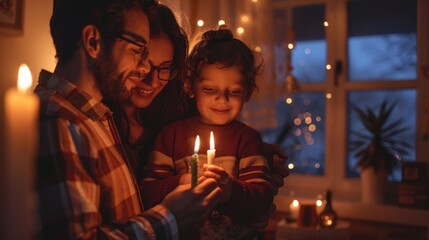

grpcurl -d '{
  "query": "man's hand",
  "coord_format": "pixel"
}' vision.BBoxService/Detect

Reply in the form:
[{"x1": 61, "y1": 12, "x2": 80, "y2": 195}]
[
  {"x1": 161, "y1": 178, "x2": 222, "y2": 233},
  {"x1": 179, "y1": 173, "x2": 191, "y2": 185}
]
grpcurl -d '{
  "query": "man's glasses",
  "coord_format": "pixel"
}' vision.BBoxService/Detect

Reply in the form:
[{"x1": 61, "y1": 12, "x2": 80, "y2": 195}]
[
  {"x1": 142, "y1": 61, "x2": 179, "y2": 81},
  {"x1": 116, "y1": 34, "x2": 149, "y2": 66}
]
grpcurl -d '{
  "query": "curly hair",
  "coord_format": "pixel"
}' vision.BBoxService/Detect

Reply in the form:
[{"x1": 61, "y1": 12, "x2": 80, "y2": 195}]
[{"x1": 187, "y1": 26, "x2": 263, "y2": 101}]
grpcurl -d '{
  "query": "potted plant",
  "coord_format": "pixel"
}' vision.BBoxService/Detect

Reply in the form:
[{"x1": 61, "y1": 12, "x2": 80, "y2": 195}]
[{"x1": 349, "y1": 100, "x2": 411, "y2": 203}]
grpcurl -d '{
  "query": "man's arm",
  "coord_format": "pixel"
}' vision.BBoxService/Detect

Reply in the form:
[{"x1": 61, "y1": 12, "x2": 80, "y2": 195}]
[{"x1": 36, "y1": 118, "x2": 178, "y2": 239}]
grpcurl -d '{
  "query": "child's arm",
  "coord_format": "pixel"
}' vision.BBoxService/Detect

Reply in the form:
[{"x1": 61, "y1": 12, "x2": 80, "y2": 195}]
[
  {"x1": 204, "y1": 156, "x2": 275, "y2": 222},
  {"x1": 217, "y1": 159, "x2": 275, "y2": 221},
  {"x1": 139, "y1": 126, "x2": 186, "y2": 208}
]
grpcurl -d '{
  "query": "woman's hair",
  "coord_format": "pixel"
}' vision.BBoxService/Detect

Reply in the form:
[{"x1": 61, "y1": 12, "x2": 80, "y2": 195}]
[
  {"x1": 142, "y1": 4, "x2": 192, "y2": 123},
  {"x1": 107, "y1": 3, "x2": 194, "y2": 176},
  {"x1": 139, "y1": 4, "x2": 194, "y2": 128},
  {"x1": 187, "y1": 26, "x2": 263, "y2": 101}
]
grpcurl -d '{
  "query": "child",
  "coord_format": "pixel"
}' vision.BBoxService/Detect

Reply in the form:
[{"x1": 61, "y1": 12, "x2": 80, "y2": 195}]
[{"x1": 140, "y1": 27, "x2": 275, "y2": 239}]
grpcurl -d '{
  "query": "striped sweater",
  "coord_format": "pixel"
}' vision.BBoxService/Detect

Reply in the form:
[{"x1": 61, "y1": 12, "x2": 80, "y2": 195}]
[{"x1": 140, "y1": 116, "x2": 275, "y2": 238}]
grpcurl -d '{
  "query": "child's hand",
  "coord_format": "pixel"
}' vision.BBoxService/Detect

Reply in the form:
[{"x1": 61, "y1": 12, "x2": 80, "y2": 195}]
[
  {"x1": 203, "y1": 164, "x2": 232, "y2": 203},
  {"x1": 179, "y1": 173, "x2": 192, "y2": 185}
]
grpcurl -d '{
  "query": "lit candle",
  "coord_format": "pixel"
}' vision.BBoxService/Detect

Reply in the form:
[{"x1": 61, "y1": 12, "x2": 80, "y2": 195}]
[
  {"x1": 191, "y1": 135, "x2": 200, "y2": 188},
  {"x1": 289, "y1": 199, "x2": 300, "y2": 220},
  {"x1": 4, "y1": 64, "x2": 39, "y2": 240},
  {"x1": 316, "y1": 199, "x2": 324, "y2": 214},
  {"x1": 207, "y1": 131, "x2": 216, "y2": 165}
]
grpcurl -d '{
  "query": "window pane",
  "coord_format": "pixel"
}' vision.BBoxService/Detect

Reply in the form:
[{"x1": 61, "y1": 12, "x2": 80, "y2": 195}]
[
  {"x1": 348, "y1": 0, "x2": 417, "y2": 81},
  {"x1": 346, "y1": 90, "x2": 416, "y2": 181},
  {"x1": 273, "y1": 5, "x2": 326, "y2": 85},
  {"x1": 292, "y1": 5, "x2": 326, "y2": 83},
  {"x1": 261, "y1": 92, "x2": 326, "y2": 176}
]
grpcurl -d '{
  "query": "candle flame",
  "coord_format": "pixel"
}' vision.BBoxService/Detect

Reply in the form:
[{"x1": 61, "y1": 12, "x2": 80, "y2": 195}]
[
  {"x1": 18, "y1": 64, "x2": 32, "y2": 93},
  {"x1": 210, "y1": 131, "x2": 215, "y2": 150},
  {"x1": 194, "y1": 135, "x2": 200, "y2": 153},
  {"x1": 292, "y1": 199, "x2": 299, "y2": 207}
]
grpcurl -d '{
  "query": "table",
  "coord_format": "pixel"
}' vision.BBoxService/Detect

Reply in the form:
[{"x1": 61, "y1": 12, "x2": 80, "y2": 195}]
[{"x1": 275, "y1": 219, "x2": 351, "y2": 240}]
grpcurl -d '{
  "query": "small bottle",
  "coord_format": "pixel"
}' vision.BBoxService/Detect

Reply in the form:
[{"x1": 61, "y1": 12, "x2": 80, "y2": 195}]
[{"x1": 319, "y1": 190, "x2": 337, "y2": 228}]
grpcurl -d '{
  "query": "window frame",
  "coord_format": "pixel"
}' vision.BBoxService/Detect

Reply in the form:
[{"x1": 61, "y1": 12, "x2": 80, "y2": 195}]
[{"x1": 272, "y1": 0, "x2": 429, "y2": 205}]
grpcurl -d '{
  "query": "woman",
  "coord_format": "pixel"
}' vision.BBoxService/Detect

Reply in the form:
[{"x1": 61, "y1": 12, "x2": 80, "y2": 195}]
[{"x1": 106, "y1": 4, "x2": 196, "y2": 181}]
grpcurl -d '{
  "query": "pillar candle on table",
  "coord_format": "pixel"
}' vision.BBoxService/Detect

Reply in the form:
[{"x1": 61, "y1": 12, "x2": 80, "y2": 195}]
[
  {"x1": 191, "y1": 135, "x2": 200, "y2": 188},
  {"x1": 289, "y1": 199, "x2": 300, "y2": 220},
  {"x1": 4, "y1": 64, "x2": 39, "y2": 240},
  {"x1": 316, "y1": 199, "x2": 324, "y2": 214},
  {"x1": 207, "y1": 131, "x2": 215, "y2": 165}
]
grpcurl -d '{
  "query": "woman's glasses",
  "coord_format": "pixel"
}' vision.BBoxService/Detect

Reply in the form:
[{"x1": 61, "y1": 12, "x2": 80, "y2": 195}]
[{"x1": 142, "y1": 61, "x2": 178, "y2": 81}]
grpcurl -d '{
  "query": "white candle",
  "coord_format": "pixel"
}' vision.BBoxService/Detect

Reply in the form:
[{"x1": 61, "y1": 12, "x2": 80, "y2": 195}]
[
  {"x1": 207, "y1": 131, "x2": 216, "y2": 165},
  {"x1": 316, "y1": 199, "x2": 324, "y2": 214},
  {"x1": 191, "y1": 135, "x2": 200, "y2": 188},
  {"x1": 4, "y1": 64, "x2": 39, "y2": 240},
  {"x1": 289, "y1": 199, "x2": 300, "y2": 220}
]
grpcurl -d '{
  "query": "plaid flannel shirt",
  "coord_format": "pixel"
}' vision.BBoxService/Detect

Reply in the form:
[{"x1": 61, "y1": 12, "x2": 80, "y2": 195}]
[{"x1": 34, "y1": 70, "x2": 178, "y2": 239}]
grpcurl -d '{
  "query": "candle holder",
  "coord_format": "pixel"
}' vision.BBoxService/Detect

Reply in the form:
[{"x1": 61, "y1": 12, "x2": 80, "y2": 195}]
[
  {"x1": 297, "y1": 203, "x2": 318, "y2": 228},
  {"x1": 318, "y1": 190, "x2": 337, "y2": 228}
]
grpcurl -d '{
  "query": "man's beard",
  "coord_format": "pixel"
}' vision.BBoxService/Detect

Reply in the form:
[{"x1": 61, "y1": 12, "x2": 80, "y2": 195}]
[{"x1": 93, "y1": 51, "x2": 132, "y2": 101}]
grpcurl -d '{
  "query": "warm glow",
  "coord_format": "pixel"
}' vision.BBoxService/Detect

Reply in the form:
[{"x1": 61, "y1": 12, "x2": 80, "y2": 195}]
[
  {"x1": 288, "y1": 43, "x2": 294, "y2": 49},
  {"x1": 292, "y1": 199, "x2": 299, "y2": 207},
  {"x1": 194, "y1": 135, "x2": 200, "y2": 153},
  {"x1": 326, "y1": 64, "x2": 332, "y2": 70},
  {"x1": 218, "y1": 19, "x2": 225, "y2": 25},
  {"x1": 18, "y1": 64, "x2": 32, "y2": 93},
  {"x1": 324, "y1": 21, "x2": 329, "y2": 27},
  {"x1": 294, "y1": 118, "x2": 302, "y2": 126},
  {"x1": 236, "y1": 27, "x2": 244, "y2": 34},
  {"x1": 241, "y1": 15, "x2": 249, "y2": 23},
  {"x1": 254, "y1": 46, "x2": 262, "y2": 52},
  {"x1": 308, "y1": 124, "x2": 316, "y2": 132},
  {"x1": 316, "y1": 199, "x2": 323, "y2": 207},
  {"x1": 197, "y1": 20, "x2": 204, "y2": 27},
  {"x1": 209, "y1": 131, "x2": 215, "y2": 150},
  {"x1": 321, "y1": 215, "x2": 334, "y2": 226},
  {"x1": 326, "y1": 93, "x2": 332, "y2": 99},
  {"x1": 288, "y1": 163, "x2": 294, "y2": 169},
  {"x1": 286, "y1": 97, "x2": 293, "y2": 104},
  {"x1": 305, "y1": 117, "x2": 312, "y2": 124},
  {"x1": 316, "y1": 116, "x2": 322, "y2": 122},
  {"x1": 252, "y1": 0, "x2": 258, "y2": 2}
]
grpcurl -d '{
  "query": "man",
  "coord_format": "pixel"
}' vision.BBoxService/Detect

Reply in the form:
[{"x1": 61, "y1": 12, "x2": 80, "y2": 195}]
[{"x1": 35, "y1": 0, "x2": 221, "y2": 239}]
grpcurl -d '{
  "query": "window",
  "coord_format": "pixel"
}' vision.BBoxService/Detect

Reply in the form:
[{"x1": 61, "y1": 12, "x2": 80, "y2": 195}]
[{"x1": 261, "y1": 0, "x2": 428, "y2": 201}]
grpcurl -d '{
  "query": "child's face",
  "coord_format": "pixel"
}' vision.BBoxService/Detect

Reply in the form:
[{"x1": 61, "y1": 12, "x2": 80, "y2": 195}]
[{"x1": 194, "y1": 63, "x2": 245, "y2": 125}]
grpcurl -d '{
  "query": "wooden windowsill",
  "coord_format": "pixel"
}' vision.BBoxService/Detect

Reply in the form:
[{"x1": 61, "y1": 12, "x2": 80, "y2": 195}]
[{"x1": 274, "y1": 195, "x2": 429, "y2": 227}]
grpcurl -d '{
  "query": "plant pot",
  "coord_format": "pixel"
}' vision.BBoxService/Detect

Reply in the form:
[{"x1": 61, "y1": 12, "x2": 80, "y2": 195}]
[{"x1": 360, "y1": 167, "x2": 388, "y2": 204}]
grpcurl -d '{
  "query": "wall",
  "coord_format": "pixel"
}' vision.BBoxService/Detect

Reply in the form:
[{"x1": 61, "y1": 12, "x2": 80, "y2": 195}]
[
  {"x1": 0, "y1": 1, "x2": 55, "y2": 161},
  {"x1": 0, "y1": 0, "x2": 55, "y2": 236}
]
